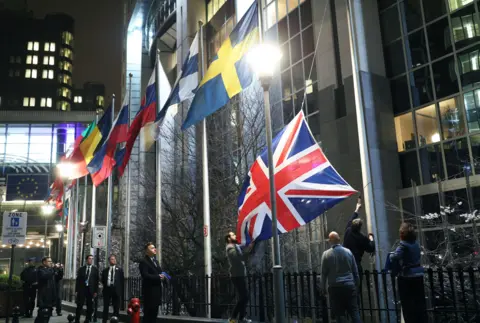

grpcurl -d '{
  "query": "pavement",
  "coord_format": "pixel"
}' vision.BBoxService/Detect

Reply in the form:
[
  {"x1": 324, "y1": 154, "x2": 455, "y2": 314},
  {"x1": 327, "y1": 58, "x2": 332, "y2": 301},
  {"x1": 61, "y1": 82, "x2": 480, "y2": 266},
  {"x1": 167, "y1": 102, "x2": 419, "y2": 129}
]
[{"x1": 17, "y1": 312, "x2": 73, "y2": 323}]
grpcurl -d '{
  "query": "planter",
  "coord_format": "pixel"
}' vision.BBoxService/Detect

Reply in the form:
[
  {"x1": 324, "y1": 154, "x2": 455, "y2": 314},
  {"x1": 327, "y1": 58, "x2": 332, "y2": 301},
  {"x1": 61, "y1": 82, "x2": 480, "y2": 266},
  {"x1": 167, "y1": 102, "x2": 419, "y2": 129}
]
[{"x1": 0, "y1": 290, "x2": 25, "y2": 317}]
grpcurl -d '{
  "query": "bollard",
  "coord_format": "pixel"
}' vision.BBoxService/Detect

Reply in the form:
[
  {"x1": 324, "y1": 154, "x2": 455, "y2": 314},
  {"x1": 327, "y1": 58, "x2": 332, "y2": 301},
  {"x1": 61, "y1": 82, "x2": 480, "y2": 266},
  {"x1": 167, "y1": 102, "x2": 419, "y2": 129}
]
[
  {"x1": 11, "y1": 306, "x2": 21, "y2": 323},
  {"x1": 67, "y1": 313, "x2": 76, "y2": 323},
  {"x1": 110, "y1": 316, "x2": 119, "y2": 323},
  {"x1": 127, "y1": 298, "x2": 141, "y2": 323}
]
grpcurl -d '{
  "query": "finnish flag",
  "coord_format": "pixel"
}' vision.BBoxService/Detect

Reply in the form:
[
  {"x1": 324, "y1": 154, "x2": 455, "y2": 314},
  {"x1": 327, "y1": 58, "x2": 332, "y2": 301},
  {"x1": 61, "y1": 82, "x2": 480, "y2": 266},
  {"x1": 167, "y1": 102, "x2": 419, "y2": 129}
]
[{"x1": 156, "y1": 32, "x2": 199, "y2": 124}]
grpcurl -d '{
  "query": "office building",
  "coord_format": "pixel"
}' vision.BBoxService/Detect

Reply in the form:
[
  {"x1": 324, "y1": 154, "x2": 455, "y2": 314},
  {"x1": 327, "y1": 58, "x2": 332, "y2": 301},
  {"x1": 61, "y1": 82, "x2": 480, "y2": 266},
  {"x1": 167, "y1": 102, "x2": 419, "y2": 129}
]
[
  {"x1": 73, "y1": 82, "x2": 106, "y2": 112},
  {"x1": 120, "y1": 0, "x2": 480, "y2": 274}
]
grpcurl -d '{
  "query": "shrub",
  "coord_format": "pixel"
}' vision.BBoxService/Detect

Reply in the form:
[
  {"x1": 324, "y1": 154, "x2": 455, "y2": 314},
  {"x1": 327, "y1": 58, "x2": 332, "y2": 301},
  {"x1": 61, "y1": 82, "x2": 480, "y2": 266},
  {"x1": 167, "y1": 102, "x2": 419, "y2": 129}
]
[{"x1": 0, "y1": 274, "x2": 22, "y2": 291}]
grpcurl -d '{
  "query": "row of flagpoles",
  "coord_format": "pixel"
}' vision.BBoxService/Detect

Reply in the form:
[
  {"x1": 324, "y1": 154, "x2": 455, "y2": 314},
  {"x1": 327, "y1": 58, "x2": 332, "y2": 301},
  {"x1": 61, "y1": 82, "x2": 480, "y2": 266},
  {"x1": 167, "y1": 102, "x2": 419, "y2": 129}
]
[{"x1": 44, "y1": 2, "x2": 367, "y2": 321}]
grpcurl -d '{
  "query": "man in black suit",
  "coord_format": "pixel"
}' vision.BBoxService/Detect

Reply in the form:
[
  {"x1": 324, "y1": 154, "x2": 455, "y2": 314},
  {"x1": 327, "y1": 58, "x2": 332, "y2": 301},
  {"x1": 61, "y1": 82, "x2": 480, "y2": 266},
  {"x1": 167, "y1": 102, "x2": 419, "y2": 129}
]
[
  {"x1": 139, "y1": 242, "x2": 166, "y2": 323},
  {"x1": 101, "y1": 255, "x2": 124, "y2": 323},
  {"x1": 75, "y1": 254, "x2": 99, "y2": 323}
]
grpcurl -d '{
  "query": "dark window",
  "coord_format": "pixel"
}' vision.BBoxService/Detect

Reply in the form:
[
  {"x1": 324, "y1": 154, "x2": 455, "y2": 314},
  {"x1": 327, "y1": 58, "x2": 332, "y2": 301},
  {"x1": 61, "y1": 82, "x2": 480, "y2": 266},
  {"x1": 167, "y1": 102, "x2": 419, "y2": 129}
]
[
  {"x1": 384, "y1": 40, "x2": 406, "y2": 77},
  {"x1": 304, "y1": 54, "x2": 317, "y2": 83},
  {"x1": 380, "y1": 5, "x2": 401, "y2": 44},
  {"x1": 290, "y1": 34, "x2": 302, "y2": 64},
  {"x1": 288, "y1": 8, "x2": 300, "y2": 37},
  {"x1": 280, "y1": 42, "x2": 290, "y2": 71},
  {"x1": 405, "y1": 29, "x2": 428, "y2": 69},
  {"x1": 283, "y1": 97, "x2": 294, "y2": 124},
  {"x1": 378, "y1": 0, "x2": 397, "y2": 11},
  {"x1": 278, "y1": 17, "x2": 288, "y2": 44},
  {"x1": 300, "y1": 0, "x2": 312, "y2": 29},
  {"x1": 302, "y1": 26, "x2": 314, "y2": 57},
  {"x1": 419, "y1": 144, "x2": 445, "y2": 184},
  {"x1": 470, "y1": 134, "x2": 480, "y2": 174},
  {"x1": 391, "y1": 76, "x2": 411, "y2": 114},
  {"x1": 410, "y1": 66, "x2": 434, "y2": 107},
  {"x1": 282, "y1": 68, "x2": 292, "y2": 98},
  {"x1": 306, "y1": 85, "x2": 318, "y2": 115},
  {"x1": 432, "y1": 56, "x2": 459, "y2": 99},
  {"x1": 399, "y1": 0, "x2": 423, "y2": 32},
  {"x1": 401, "y1": 197, "x2": 415, "y2": 223},
  {"x1": 292, "y1": 62, "x2": 304, "y2": 91},
  {"x1": 399, "y1": 150, "x2": 420, "y2": 187},
  {"x1": 422, "y1": 0, "x2": 447, "y2": 22},
  {"x1": 443, "y1": 138, "x2": 471, "y2": 177},
  {"x1": 307, "y1": 113, "x2": 320, "y2": 138},
  {"x1": 427, "y1": 18, "x2": 453, "y2": 60},
  {"x1": 458, "y1": 48, "x2": 480, "y2": 89},
  {"x1": 294, "y1": 89, "x2": 305, "y2": 114}
]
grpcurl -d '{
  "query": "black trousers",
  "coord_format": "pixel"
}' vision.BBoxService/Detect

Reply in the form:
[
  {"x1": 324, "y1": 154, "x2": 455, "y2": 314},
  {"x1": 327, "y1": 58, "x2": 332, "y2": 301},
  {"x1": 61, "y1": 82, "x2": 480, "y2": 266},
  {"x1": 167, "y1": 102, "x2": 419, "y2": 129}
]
[
  {"x1": 142, "y1": 305, "x2": 159, "y2": 323},
  {"x1": 102, "y1": 287, "x2": 120, "y2": 323},
  {"x1": 23, "y1": 285, "x2": 36, "y2": 315},
  {"x1": 34, "y1": 307, "x2": 52, "y2": 323},
  {"x1": 75, "y1": 289, "x2": 94, "y2": 323},
  {"x1": 231, "y1": 277, "x2": 249, "y2": 320},
  {"x1": 398, "y1": 276, "x2": 427, "y2": 323},
  {"x1": 328, "y1": 285, "x2": 362, "y2": 323},
  {"x1": 55, "y1": 285, "x2": 62, "y2": 314}
]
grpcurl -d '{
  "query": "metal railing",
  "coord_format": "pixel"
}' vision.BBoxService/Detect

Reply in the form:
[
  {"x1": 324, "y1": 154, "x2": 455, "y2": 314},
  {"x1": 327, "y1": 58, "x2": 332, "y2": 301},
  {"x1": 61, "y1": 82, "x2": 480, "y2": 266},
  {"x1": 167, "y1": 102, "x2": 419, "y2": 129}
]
[{"x1": 61, "y1": 267, "x2": 480, "y2": 323}]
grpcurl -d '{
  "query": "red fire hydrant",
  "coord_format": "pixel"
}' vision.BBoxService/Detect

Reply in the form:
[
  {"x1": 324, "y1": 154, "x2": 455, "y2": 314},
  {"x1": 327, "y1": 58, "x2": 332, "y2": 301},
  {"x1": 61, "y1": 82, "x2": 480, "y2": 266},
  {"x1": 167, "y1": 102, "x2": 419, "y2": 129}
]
[{"x1": 127, "y1": 297, "x2": 141, "y2": 323}]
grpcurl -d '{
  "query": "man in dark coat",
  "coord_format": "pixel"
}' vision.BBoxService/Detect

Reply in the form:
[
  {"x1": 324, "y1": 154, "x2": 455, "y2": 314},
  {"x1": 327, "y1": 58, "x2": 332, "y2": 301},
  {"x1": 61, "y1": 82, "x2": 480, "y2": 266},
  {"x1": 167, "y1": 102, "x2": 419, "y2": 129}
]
[
  {"x1": 20, "y1": 257, "x2": 37, "y2": 317},
  {"x1": 35, "y1": 257, "x2": 57, "y2": 323},
  {"x1": 53, "y1": 263, "x2": 64, "y2": 316},
  {"x1": 75, "y1": 254, "x2": 99, "y2": 323},
  {"x1": 101, "y1": 255, "x2": 124, "y2": 323},
  {"x1": 343, "y1": 197, "x2": 375, "y2": 274},
  {"x1": 139, "y1": 242, "x2": 166, "y2": 323}
]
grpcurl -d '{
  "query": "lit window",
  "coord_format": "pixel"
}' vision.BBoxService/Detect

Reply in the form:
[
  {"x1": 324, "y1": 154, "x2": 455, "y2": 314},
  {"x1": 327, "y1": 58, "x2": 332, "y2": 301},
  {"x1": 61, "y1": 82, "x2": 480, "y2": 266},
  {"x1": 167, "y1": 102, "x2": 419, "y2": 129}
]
[
  {"x1": 449, "y1": 0, "x2": 474, "y2": 12},
  {"x1": 48, "y1": 70, "x2": 54, "y2": 79},
  {"x1": 61, "y1": 48, "x2": 73, "y2": 60},
  {"x1": 59, "y1": 87, "x2": 72, "y2": 99},
  {"x1": 50, "y1": 43, "x2": 56, "y2": 52},
  {"x1": 46, "y1": 98, "x2": 52, "y2": 107},
  {"x1": 43, "y1": 57, "x2": 48, "y2": 65},
  {"x1": 23, "y1": 97, "x2": 35, "y2": 107},
  {"x1": 40, "y1": 98, "x2": 46, "y2": 107},
  {"x1": 59, "y1": 74, "x2": 72, "y2": 85},
  {"x1": 27, "y1": 55, "x2": 38, "y2": 65},
  {"x1": 62, "y1": 31, "x2": 74, "y2": 46},
  {"x1": 26, "y1": 55, "x2": 32, "y2": 64},
  {"x1": 33, "y1": 42, "x2": 39, "y2": 51},
  {"x1": 27, "y1": 42, "x2": 33, "y2": 50},
  {"x1": 44, "y1": 43, "x2": 49, "y2": 51},
  {"x1": 42, "y1": 70, "x2": 48, "y2": 79},
  {"x1": 305, "y1": 79, "x2": 313, "y2": 94},
  {"x1": 74, "y1": 96, "x2": 83, "y2": 103},
  {"x1": 394, "y1": 113, "x2": 415, "y2": 152},
  {"x1": 25, "y1": 69, "x2": 31, "y2": 78},
  {"x1": 57, "y1": 101, "x2": 70, "y2": 111},
  {"x1": 415, "y1": 104, "x2": 440, "y2": 147},
  {"x1": 31, "y1": 69, "x2": 37, "y2": 79},
  {"x1": 59, "y1": 61, "x2": 72, "y2": 72},
  {"x1": 96, "y1": 95, "x2": 105, "y2": 107},
  {"x1": 49, "y1": 56, "x2": 55, "y2": 65}
]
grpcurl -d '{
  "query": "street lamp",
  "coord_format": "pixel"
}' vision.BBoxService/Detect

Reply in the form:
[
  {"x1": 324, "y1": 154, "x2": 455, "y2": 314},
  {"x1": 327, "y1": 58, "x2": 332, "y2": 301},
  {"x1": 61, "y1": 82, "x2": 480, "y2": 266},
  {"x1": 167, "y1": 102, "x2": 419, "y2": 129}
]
[
  {"x1": 41, "y1": 204, "x2": 55, "y2": 256},
  {"x1": 247, "y1": 43, "x2": 286, "y2": 323}
]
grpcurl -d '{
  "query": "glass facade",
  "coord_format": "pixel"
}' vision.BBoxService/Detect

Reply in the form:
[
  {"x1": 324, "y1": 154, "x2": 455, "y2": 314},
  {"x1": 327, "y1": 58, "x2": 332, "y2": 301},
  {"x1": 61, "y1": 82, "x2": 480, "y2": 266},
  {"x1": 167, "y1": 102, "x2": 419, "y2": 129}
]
[
  {"x1": 0, "y1": 123, "x2": 85, "y2": 177},
  {"x1": 381, "y1": 0, "x2": 480, "y2": 187}
]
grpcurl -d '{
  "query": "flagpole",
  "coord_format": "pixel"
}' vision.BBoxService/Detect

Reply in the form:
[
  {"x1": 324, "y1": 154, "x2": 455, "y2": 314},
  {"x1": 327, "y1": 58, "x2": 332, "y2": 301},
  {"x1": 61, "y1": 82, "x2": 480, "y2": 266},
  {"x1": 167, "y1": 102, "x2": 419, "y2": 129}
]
[
  {"x1": 155, "y1": 52, "x2": 163, "y2": 266},
  {"x1": 80, "y1": 175, "x2": 87, "y2": 265},
  {"x1": 255, "y1": 0, "x2": 286, "y2": 321},
  {"x1": 65, "y1": 183, "x2": 73, "y2": 277},
  {"x1": 58, "y1": 183, "x2": 66, "y2": 265},
  {"x1": 124, "y1": 73, "x2": 133, "y2": 277},
  {"x1": 198, "y1": 21, "x2": 212, "y2": 318},
  {"x1": 72, "y1": 179, "x2": 80, "y2": 275},
  {"x1": 91, "y1": 112, "x2": 99, "y2": 265},
  {"x1": 106, "y1": 94, "x2": 115, "y2": 263}
]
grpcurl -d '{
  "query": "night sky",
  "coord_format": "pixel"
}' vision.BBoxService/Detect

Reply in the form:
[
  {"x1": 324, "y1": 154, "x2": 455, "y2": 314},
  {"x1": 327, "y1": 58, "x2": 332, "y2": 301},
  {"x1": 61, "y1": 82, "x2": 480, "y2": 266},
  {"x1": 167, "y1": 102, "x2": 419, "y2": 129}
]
[{"x1": 26, "y1": 0, "x2": 124, "y2": 103}]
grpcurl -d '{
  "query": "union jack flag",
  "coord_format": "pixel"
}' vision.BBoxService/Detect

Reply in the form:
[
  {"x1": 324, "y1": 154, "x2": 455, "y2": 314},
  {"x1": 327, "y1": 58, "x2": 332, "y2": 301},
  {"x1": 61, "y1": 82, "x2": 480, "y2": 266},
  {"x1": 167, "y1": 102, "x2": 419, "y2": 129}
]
[{"x1": 237, "y1": 111, "x2": 356, "y2": 245}]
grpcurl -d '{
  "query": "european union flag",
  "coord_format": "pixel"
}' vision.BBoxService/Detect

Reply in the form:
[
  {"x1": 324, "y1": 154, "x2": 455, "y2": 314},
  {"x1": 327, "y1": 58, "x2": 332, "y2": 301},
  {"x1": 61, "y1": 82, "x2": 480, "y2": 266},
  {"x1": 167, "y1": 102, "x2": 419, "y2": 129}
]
[
  {"x1": 6, "y1": 174, "x2": 50, "y2": 201},
  {"x1": 181, "y1": 2, "x2": 259, "y2": 129}
]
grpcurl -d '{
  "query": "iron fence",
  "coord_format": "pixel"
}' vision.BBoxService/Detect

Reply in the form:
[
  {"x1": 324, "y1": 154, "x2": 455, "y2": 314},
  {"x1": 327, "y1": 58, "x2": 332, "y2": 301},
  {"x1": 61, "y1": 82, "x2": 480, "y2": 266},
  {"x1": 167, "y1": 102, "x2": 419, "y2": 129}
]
[{"x1": 60, "y1": 267, "x2": 480, "y2": 323}]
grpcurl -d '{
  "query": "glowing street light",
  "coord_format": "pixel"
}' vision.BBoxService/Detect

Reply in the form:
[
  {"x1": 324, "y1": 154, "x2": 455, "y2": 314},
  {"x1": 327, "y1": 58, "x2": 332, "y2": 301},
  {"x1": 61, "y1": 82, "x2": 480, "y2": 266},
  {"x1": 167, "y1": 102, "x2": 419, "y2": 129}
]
[
  {"x1": 56, "y1": 162, "x2": 74, "y2": 179},
  {"x1": 247, "y1": 41, "x2": 286, "y2": 323},
  {"x1": 41, "y1": 204, "x2": 55, "y2": 215},
  {"x1": 55, "y1": 224, "x2": 64, "y2": 232}
]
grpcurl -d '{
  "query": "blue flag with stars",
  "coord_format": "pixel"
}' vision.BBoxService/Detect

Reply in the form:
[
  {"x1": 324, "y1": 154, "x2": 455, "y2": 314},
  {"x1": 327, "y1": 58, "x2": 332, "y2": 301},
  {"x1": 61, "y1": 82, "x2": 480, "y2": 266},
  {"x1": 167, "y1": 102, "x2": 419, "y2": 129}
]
[{"x1": 6, "y1": 174, "x2": 49, "y2": 201}]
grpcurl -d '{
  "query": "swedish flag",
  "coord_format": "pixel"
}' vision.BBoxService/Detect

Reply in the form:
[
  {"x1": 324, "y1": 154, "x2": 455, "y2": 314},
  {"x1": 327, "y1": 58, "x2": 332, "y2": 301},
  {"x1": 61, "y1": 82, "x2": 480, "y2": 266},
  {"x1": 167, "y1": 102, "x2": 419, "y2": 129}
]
[{"x1": 181, "y1": 2, "x2": 259, "y2": 130}]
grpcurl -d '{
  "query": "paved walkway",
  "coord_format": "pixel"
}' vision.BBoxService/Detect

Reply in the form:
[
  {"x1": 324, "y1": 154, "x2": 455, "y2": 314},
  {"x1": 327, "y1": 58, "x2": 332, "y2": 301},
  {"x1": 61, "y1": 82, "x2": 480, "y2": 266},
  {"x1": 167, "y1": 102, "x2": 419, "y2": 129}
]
[{"x1": 16, "y1": 313, "x2": 72, "y2": 323}]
